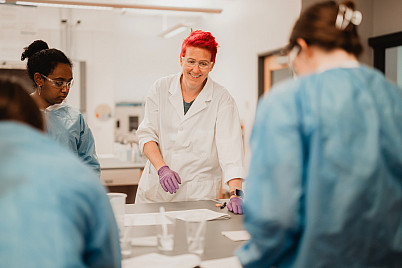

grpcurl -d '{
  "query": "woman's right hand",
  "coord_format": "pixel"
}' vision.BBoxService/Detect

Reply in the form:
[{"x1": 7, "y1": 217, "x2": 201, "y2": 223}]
[{"x1": 158, "y1": 165, "x2": 182, "y2": 194}]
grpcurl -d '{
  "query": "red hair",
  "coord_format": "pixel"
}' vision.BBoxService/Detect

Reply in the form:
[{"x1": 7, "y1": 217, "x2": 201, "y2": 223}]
[{"x1": 180, "y1": 30, "x2": 218, "y2": 62}]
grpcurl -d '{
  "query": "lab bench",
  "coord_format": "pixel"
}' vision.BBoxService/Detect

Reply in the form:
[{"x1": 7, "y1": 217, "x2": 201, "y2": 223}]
[
  {"x1": 123, "y1": 200, "x2": 246, "y2": 263},
  {"x1": 99, "y1": 156, "x2": 145, "y2": 203}
]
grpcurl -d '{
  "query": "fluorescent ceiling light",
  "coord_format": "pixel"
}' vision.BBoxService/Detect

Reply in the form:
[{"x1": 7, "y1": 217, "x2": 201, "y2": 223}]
[
  {"x1": 16, "y1": 1, "x2": 113, "y2": 10},
  {"x1": 159, "y1": 23, "x2": 189, "y2": 38},
  {"x1": 6, "y1": 0, "x2": 222, "y2": 13}
]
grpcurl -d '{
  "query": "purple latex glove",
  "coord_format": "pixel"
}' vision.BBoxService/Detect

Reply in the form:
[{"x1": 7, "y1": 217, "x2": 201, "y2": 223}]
[
  {"x1": 227, "y1": 196, "x2": 243, "y2": 214},
  {"x1": 158, "y1": 165, "x2": 181, "y2": 194}
]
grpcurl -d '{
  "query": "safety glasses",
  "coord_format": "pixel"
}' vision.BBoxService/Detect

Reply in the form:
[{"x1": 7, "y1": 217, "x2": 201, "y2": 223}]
[
  {"x1": 182, "y1": 57, "x2": 213, "y2": 69},
  {"x1": 288, "y1": 46, "x2": 301, "y2": 77},
  {"x1": 41, "y1": 74, "x2": 74, "y2": 90}
]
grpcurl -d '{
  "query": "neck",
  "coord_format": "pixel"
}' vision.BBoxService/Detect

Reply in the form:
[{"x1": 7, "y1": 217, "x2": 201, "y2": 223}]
[
  {"x1": 313, "y1": 49, "x2": 358, "y2": 73},
  {"x1": 180, "y1": 75, "x2": 206, "y2": 102},
  {"x1": 31, "y1": 90, "x2": 51, "y2": 110}
]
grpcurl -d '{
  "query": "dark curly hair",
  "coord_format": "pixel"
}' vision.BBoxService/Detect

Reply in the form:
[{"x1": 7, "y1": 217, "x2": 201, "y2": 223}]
[{"x1": 21, "y1": 40, "x2": 72, "y2": 86}]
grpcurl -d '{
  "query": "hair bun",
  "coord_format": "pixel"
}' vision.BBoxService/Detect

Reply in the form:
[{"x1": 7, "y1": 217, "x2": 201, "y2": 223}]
[
  {"x1": 21, "y1": 40, "x2": 49, "y2": 61},
  {"x1": 341, "y1": 0, "x2": 356, "y2": 10}
]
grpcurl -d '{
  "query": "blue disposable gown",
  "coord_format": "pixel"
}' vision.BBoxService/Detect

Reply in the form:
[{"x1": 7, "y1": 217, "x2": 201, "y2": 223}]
[
  {"x1": 0, "y1": 122, "x2": 121, "y2": 268},
  {"x1": 45, "y1": 102, "x2": 100, "y2": 176},
  {"x1": 237, "y1": 65, "x2": 402, "y2": 267}
]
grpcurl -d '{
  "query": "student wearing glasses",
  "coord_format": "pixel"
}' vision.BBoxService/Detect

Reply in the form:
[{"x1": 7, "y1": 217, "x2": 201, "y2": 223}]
[
  {"x1": 135, "y1": 30, "x2": 245, "y2": 214},
  {"x1": 22, "y1": 40, "x2": 100, "y2": 176}
]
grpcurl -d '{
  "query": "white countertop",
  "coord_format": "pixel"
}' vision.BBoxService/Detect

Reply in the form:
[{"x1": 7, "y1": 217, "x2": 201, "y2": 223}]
[{"x1": 99, "y1": 156, "x2": 145, "y2": 169}]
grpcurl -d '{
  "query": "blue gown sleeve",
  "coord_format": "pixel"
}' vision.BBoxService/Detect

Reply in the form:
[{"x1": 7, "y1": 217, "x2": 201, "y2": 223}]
[
  {"x1": 78, "y1": 114, "x2": 101, "y2": 177},
  {"x1": 83, "y1": 179, "x2": 121, "y2": 267},
  {"x1": 236, "y1": 86, "x2": 305, "y2": 267}
]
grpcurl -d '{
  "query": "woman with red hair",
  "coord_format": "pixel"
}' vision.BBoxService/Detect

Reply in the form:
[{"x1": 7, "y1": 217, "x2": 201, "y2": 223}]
[{"x1": 135, "y1": 30, "x2": 245, "y2": 214}]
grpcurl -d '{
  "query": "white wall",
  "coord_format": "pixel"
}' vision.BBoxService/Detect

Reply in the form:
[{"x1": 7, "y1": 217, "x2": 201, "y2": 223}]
[
  {"x1": 70, "y1": 10, "x2": 117, "y2": 155},
  {"x1": 372, "y1": 0, "x2": 402, "y2": 36},
  {"x1": 0, "y1": 1, "x2": 301, "y2": 168},
  {"x1": 0, "y1": 5, "x2": 61, "y2": 59}
]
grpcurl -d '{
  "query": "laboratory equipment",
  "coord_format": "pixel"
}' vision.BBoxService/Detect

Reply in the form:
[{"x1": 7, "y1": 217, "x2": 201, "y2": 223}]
[{"x1": 114, "y1": 101, "x2": 144, "y2": 143}]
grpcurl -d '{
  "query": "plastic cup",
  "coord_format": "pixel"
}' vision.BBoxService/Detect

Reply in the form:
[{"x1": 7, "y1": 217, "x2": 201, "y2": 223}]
[
  {"x1": 185, "y1": 220, "x2": 207, "y2": 255},
  {"x1": 107, "y1": 192, "x2": 127, "y2": 238},
  {"x1": 156, "y1": 211, "x2": 176, "y2": 251}
]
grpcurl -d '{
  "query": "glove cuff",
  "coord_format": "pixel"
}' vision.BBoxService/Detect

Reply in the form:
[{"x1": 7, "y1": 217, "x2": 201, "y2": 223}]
[{"x1": 158, "y1": 165, "x2": 169, "y2": 176}]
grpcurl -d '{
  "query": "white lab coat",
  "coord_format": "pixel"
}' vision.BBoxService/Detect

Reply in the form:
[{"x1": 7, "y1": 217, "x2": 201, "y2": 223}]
[{"x1": 135, "y1": 73, "x2": 245, "y2": 203}]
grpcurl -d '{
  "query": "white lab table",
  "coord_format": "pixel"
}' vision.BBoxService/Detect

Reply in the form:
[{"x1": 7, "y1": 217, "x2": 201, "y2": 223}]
[{"x1": 123, "y1": 200, "x2": 246, "y2": 262}]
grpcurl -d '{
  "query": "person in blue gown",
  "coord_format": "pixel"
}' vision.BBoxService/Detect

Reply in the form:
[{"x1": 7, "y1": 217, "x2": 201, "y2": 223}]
[
  {"x1": 237, "y1": 1, "x2": 402, "y2": 267},
  {"x1": 21, "y1": 40, "x2": 100, "y2": 176},
  {"x1": 0, "y1": 77, "x2": 121, "y2": 267}
]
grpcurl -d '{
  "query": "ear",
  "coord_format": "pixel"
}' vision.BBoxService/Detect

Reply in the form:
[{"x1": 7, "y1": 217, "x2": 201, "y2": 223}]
[
  {"x1": 210, "y1": 62, "x2": 215, "y2": 71},
  {"x1": 296, "y1": 38, "x2": 313, "y2": 57},
  {"x1": 33, "y1": 73, "x2": 43, "y2": 87},
  {"x1": 180, "y1": 56, "x2": 183, "y2": 67}
]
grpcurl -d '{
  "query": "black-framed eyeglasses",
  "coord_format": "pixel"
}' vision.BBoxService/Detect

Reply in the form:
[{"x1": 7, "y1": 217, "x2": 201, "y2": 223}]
[{"x1": 41, "y1": 74, "x2": 74, "y2": 89}]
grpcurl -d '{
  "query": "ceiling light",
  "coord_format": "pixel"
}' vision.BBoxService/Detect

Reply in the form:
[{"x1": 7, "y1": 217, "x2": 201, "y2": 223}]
[
  {"x1": 15, "y1": 1, "x2": 113, "y2": 10},
  {"x1": 5, "y1": 0, "x2": 222, "y2": 13}
]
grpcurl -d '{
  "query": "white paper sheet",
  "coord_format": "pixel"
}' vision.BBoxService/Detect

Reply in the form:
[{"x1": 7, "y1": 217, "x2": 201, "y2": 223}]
[
  {"x1": 124, "y1": 212, "x2": 168, "y2": 226},
  {"x1": 221, "y1": 230, "x2": 250, "y2": 241},
  {"x1": 201, "y1": 256, "x2": 242, "y2": 268},
  {"x1": 122, "y1": 253, "x2": 201, "y2": 268},
  {"x1": 167, "y1": 209, "x2": 231, "y2": 222},
  {"x1": 124, "y1": 209, "x2": 230, "y2": 226}
]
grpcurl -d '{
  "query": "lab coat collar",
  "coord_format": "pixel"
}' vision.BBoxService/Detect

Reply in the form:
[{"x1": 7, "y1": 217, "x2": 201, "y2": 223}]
[
  {"x1": 168, "y1": 72, "x2": 213, "y2": 122},
  {"x1": 184, "y1": 76, "x2": 213, "y2": 120},
  {"x1": 168, "y1": 73, "x2": 185, "y2": 120}
]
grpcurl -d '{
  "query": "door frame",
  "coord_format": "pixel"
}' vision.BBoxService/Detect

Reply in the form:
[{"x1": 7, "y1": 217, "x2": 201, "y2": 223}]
[
  {"x1": 258, "y1": 48, "x2": 289, "y2": 99},
  {"x1": 368, "y1": 31, "x2": 402, "y2": 73}
]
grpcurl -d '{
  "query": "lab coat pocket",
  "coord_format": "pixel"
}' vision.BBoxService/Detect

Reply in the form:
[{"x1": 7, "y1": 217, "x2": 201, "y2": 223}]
[
  {"x1": 139, "y1": 162, "x2": 176, "y2": 203},
  {"x1": 142, "y1": 163, "x2": 160, "y2": 202},
  {"x1": 191, "y1": 130, "x2": 214, "y2": 159},
  {"x1": 186, "y1": 176, "x2": 220, "y2": 201}
]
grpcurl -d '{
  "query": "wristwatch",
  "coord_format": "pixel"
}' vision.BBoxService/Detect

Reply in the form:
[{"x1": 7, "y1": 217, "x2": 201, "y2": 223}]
[{"x1": 229, "y1": 189, "x2": 244, "y2": 198}]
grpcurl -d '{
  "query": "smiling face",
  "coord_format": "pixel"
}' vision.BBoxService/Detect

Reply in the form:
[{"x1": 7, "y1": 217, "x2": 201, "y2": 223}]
[
  {"x1": 180, "y1": 46, "x2": 215, "y2": 92},
  {"x1": 36, "y1": 63, "x2": 73, "y2": 107}
]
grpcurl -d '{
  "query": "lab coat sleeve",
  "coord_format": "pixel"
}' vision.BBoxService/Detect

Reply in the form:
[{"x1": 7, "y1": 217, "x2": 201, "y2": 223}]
[
  {"x1": 137, "y1": 81, "x2": 160, "y2": 153},
  {"x1": 77, "y1": 114, "x2": 101, "y2": 177},
  {"x1": 236, "y1": 86, "x2": 304, "y2": 268},
  {"x1": 215, "y1": 91, "x2": 246, "y2": 183}
]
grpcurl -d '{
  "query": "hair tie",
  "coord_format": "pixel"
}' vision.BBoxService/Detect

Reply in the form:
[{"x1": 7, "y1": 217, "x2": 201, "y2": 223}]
[{"x1": 335, "y1": 4, "x2": 362, "y2": 30}]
